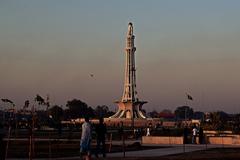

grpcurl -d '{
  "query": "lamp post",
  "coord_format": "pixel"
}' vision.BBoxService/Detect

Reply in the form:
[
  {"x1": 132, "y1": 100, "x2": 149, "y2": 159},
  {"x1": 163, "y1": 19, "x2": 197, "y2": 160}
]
[{"x1": 1, "y1": 98, "x2": 15, "y2": 159}]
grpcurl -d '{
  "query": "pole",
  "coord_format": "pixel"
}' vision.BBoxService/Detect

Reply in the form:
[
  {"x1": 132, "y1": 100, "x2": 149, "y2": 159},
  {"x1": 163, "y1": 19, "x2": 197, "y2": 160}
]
[
  {"x1": 123, "y1": 133, "x2": 125, "y2": 158},
  {"x1": 5, "y1": 126, "x2": 11, "y2": 159},
  {"x1": 29, "y1": 134, "x2": 32, "y2": 160},
  {"x1": 183, "y1": 140, "x2": 185, "y2": 153},
  {"x1": 121, "y1": 122, "x2": 125, "y2": 158},
  {"x1": 183, "y1": 95, "x2": 188, "y2": 154},
  {"x1": 185, "y1": 98, "x2": 188, "y2": 123},
  {"x1": 222, "y1": 133, "x2": 224, "y2": 148},
  {"x1": 205, "y1": 135, "x2": 207, "y2": 150},
  {"x1": 29, "y1": 104, "x2": 35, "y2": 160},
  {"x1": 32, "y1": 105, "x2": 35, "y2": 158},
  {"x1": 108, "y1": 133, "x2": 112, "y2": 153},
  {"x1": 29, "y1": 108, "x2": 33, "y2": 160},
  {"x1": 5, "y1": 103, "x2": 15, "y2": 159},
  {"x1": 132, "y1": 107, "x2": 135, "y2": 137},
  {"x1": 49, "y1": 131, "x2": 52, "y2": 159}
]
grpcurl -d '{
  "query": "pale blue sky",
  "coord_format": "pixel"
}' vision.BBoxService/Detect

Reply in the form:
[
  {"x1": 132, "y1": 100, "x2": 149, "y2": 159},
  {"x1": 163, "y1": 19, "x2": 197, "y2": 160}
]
[{"x1": 1, "y1": 0, "x2": 240, "y2": 113}]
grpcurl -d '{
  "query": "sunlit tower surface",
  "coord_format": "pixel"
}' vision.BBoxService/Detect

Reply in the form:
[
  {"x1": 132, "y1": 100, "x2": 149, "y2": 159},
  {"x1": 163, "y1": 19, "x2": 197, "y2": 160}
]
[{"x1": 110, "y1": 22, "x2": 147, "y2": 119}]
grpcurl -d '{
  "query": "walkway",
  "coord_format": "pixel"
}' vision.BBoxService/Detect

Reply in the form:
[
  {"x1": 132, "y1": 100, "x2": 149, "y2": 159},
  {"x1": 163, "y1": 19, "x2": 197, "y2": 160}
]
[
  {"x1": 108, "y1": 144, "x2": 236, "y2": 157},
  {"x1": 7, "y1": 144, "x2": 240, "y2": 159}
]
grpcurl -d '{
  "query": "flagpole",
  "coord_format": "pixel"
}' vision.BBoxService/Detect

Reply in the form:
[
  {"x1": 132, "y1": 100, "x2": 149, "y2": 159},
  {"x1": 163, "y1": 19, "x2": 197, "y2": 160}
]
[
  {"x1": 185, "y1": 93, "x2": 188, "y2": 124},
  {"x1": 185, "y1": 99, "x2": 187, "y2": 123},
  {"x1": 185, "y1": 93, "x2": 193, "y2": 124},
  {"x1": 183, "y1": 94, "x2": 188, "y2": 154}
]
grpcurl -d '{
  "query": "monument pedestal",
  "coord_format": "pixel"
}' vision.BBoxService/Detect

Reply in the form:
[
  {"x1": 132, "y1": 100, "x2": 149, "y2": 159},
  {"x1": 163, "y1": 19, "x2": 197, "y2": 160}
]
[{"x1": 110, "y1": 101, "x2": 147, "y2": 119}]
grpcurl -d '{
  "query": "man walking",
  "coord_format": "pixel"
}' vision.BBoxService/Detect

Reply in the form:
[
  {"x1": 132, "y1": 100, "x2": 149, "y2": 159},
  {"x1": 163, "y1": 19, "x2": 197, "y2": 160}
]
[
  {"x1": 95, "y1": 117, "x2": 107, "y2": 158},
  {"x1": 192, "y1": 126, "x2": 198, "y2": 144},
  {"x1": 80, "y1": 116, "x2": 92, "y2": 160}
]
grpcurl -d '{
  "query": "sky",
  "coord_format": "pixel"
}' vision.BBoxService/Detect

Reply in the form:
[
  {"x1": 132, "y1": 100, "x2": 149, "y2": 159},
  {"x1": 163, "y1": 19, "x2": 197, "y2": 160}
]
[{"x1": 1, "y1": 0, "x2": 240, "y2": 113}]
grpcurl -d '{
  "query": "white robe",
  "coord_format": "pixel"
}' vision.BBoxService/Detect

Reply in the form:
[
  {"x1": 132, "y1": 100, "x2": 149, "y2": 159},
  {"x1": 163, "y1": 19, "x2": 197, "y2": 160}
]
[{"x1": 80, "y1": 122, "x2": 92, "y2": 151}]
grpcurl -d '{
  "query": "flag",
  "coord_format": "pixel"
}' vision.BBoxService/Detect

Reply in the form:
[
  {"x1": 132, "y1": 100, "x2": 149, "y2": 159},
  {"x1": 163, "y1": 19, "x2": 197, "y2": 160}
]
[{"x1": 187, "y1": 94, "x2": 193, "y2": 101}]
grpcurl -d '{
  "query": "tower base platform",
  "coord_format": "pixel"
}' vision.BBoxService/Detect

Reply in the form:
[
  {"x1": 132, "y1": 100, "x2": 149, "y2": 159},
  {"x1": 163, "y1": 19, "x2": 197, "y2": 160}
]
[
  {"x1": 104, "y1": 117, "x2": 161, "y2": 127},
  {"x1": 110, "y1": 101, "x2": 147, "y2": 119}
]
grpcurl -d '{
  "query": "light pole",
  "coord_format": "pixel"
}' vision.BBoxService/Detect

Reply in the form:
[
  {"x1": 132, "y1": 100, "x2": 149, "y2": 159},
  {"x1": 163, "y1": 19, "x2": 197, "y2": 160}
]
[{"x1": 1, "y1": 98, "x2": 15, "y2": 159}]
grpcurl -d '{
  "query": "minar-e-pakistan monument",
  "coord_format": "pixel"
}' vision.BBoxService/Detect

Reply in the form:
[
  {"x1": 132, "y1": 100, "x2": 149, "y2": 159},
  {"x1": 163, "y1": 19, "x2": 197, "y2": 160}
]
[{"x1": 110, "y1": 22, "x2": 147, "y2": 119}]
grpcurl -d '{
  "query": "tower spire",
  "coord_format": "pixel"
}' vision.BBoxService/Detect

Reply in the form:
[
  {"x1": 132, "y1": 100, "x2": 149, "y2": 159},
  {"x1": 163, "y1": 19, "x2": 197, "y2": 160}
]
[
  {"x1": 127, "y1": 22, "x2": 133, "y2": 35},
  {"x1": 110, "y1": 22, "x2": 147, "y2": 119},
  {"x1": 122, "y1": 22, "x2": 137, "y2": 102}
]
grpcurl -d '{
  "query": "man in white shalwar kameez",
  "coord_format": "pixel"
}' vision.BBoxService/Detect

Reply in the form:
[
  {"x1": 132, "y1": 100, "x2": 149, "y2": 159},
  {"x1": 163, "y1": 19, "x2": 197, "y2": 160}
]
[{"x1": 80, "y1": 117, "x2": 92, "y2": 160}]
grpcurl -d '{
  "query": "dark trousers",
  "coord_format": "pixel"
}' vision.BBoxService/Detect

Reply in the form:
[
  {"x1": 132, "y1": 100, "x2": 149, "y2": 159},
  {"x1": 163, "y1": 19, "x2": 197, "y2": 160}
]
[{"x1": 96, "y1": 138, "x2": 106, "y2": 157}]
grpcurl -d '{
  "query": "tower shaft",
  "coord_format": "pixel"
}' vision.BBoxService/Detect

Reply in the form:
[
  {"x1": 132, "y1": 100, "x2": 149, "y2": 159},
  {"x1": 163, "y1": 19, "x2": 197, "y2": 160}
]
[
  {"x1": 122, "y1": 23, "x2": 137, "y2": 102},
  {"x1": 110, "y1": 23, "x2": 147, "y2": 119}
]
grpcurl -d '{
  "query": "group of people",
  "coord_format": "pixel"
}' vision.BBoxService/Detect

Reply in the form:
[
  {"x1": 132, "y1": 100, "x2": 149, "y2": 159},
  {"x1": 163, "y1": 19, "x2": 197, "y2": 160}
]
[{"x1": 80, "y1": 117, "x2": 107, "y2": 160}]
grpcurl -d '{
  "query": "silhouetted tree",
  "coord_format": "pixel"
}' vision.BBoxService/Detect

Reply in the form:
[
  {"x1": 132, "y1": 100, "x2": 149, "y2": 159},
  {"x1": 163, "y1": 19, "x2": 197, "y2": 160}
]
[
  {"x1": 95, "y1": 105, "x2": 110, "y2": 118},
  {"x1": 49, "y1": 105, "x2": 63, "y2": 123},
  {"x1": 159, "y1": 109, "x2": 175, "y2": 119},
  {"x1": 193, "y1": 111, "x2": 205, "y2": 120},
  {"x1": 210, "y1": 111, "x2": 228, "y2": 131},
  {"x1": 232, "y1": 114, "x2": 240, "y2": 133},
  {"x1": 149, "y1": 110, "x2": 159, "y2": 118},
  {"x1": 65, "y1": 99, "x2": 94, "y2": 119},
  {"x1": 174, "y1": 106, "x2": 194, "y2": 120},
  {"x1": 35, "y1": 110, "x2": 48, "y2": 128},
  {"x1": 35, "y1": 94, "x2": 45, "y2": 105},
  {"x1": 48, "y1": 105, "x2": 64, "y2": 129}
]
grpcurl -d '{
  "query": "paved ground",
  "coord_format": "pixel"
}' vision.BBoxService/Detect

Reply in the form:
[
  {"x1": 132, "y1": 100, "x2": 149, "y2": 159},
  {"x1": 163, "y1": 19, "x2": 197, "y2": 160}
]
[
  {"x1": 7, "y1": 144, "x2": 240, "y2": 160},
  {"x1": 108, "y1": 144, "x2": 237, "y2": 157}
]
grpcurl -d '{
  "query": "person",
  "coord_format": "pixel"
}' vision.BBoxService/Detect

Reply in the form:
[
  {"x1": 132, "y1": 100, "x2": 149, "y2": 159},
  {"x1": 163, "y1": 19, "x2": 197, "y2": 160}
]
[
  {"x1": 192, "y1": 126, "x2": 198, "y2": 144},
  {"x1": 146, "y1": 127, "x2": 150, "y2": 136},
  {"x1": 146, "y1": 123, "x2": 152, "y2": 136},
  {"x1": 198, "y1": 127, "x2": 204, "y2": 144},
  {"x1": 80, "y1": 116, "x2": 92, "y2": 160},
  {"x1": 183, "y1": 126, "x2": 189, "y2": 144},
  {"x1": 95, "y1": 117, "x2": 107, "y2": 158}
]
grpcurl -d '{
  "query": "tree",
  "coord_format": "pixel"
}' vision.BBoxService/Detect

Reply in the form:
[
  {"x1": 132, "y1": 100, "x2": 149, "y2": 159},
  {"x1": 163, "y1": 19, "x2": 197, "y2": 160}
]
[
  {"x1": 35, "y1": 110, "x2": 49, "y2": 128},
  {"x1": 66, "y1": 99, "x2": 94, "y2": 119},
  {"x1": 49, "y1": 105, "x2": 63, "y2": 123},
  {"x1": 193, "y1": 111, "x2": 205, "y2": 120},
  {"x1": 35, "y1": 94, "x2": 45, "y2": 105},
  {"x1": 159, "y1": 109, "x2": 175, "y2": 119},
  {"x1": 210, "y1": 111, "x2": 228, "y2": 131},
  {"x1": 174, "y1": 106, "x2": 194, "y2": 120},
  {"x1": 95, "y1": 105, "x2": 110, "y2": 118},
  {"x1": 232, "y1": 114, "x2": 240, "y2": 133},
  {"x1": 149, "y1": 110, "x2": 159, "y2": 118},
  {"x1": 47, "y1": 105, "x2": 64, "y2": 128}
]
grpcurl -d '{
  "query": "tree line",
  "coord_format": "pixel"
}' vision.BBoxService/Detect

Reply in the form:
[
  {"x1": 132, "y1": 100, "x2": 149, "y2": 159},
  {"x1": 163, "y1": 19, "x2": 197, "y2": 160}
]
[{"x1": 41, "y1": 99, "x2": 114, "y2": 126}]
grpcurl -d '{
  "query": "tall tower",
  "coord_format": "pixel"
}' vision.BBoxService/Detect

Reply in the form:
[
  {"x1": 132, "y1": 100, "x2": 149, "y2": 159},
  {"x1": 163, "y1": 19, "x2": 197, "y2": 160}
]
[{"x1": 110, "y1": 22, "x2": 147, "y2": 119}]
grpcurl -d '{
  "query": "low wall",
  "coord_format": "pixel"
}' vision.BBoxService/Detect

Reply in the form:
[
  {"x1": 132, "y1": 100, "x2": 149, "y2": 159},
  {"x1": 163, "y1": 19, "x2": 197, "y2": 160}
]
[
  {"x1": 142, "y1": 135, "x2": 240, "y2": 145},
  {"x1": 207, "y1": 135, "x2": 240, "y2": 145},
  {"x1": 142, "y1": 136, "x2": 183, "y2": 144}
]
